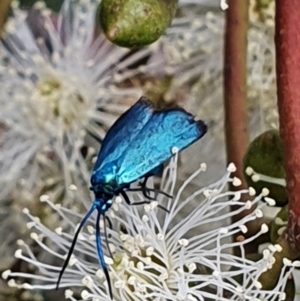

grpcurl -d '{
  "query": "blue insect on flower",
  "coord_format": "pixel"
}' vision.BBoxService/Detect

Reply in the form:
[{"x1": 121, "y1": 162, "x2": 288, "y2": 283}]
[{"x1": 56, "y1": 96, "x2": 207, "y2": 299}]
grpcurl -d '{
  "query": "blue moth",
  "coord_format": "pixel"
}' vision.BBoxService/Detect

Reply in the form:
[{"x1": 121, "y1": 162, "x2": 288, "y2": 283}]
[{"x1": 56, "y1": 96, "x2": 207, "y2": 299}]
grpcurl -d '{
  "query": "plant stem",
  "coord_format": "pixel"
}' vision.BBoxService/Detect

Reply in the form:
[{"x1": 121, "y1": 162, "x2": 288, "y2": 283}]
[
  {"x1": 275, "y1": 0, "x2": 300, "y2": 252},
  {"x1": 223, "y1": 0, "x2": 254, "y2": 253},
  {"x1": 224, "y1": 0, "x2": 249, "y2": 184}
]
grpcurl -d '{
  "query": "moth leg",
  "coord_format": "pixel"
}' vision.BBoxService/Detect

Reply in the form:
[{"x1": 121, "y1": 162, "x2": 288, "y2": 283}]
[
  {"x1": 120, "y1": 191, "x2": 169, "y2": 213},
  {"x1": 103, "y1": 215, "x2": 112, "y2": 240},
  {"x1": 145, "y1": 187, "x2": 173, "y2": 199},
  {"x1": 103, "y1": 215, "x2": 114, "y2": 260},
  {"x1": 126, "y1": 186, "x2": 173, "y2": 199},
  {"x1": 139, "y1": 177, "x2": 173, "y2": 199},
  {"x1": 139, "y1": 177, "x2": 153, "y2": 199},
  {"x1": 124, "y1": 186, "x2": 155, "y2": 200},
  {"x1": 105, "y1": 215, "x2": 112, "y2": 231}
]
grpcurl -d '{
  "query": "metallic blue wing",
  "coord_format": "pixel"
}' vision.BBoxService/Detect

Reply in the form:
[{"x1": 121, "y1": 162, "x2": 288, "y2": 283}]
[
  {"x1": 145, "y1": 164, "x2": 164, "y2": 178},
  {"x1": 116, "y1": 107, "x2": 207, "y2": 184},
  {"x1": 93, "y1": 97, "x2": 155, "y2": 172}
]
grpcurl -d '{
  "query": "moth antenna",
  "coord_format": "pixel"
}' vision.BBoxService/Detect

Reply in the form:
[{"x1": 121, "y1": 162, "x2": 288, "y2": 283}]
[
  {"x1": 96, "y1": 210, "x2": 113, "y2": 299},
  {"x1": 105, "y1": 215, "x2": 113, "y2": 230},
  {"x1": 103, "y1": 215, "x2": 114, "y2": 259},
  {"x1": 56, "y1": 205, "x2": 96, "y2": 290}
]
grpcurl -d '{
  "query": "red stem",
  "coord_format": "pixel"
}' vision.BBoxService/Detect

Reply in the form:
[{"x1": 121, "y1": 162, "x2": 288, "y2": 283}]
[
  {"x1": 223, "y1": 0, "x2": 249, "y2": 191},
  {"x1": 224, "y1": 0, "x2": 254, "y2": 253},
  {"x1": 275, "y1": 0, "x2": 300, "y2": 251}
]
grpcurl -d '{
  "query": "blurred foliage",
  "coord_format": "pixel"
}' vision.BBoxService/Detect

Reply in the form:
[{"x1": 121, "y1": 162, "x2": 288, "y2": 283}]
[
  {"x1": 254, "y1": 0, "x2": 273, "y2": 10},
  {"x1": 251, "y1": 0, "x2": 274, "y2": 23},
  {"x1": 0, "y1": 0, "x2": 11, "y2": 34},
  {"x1": 19, "y1": 0, "x2": 63, "y2": 11},
  {"x1": 1, "y1": 0, "x2": 63, "y2": 35}
]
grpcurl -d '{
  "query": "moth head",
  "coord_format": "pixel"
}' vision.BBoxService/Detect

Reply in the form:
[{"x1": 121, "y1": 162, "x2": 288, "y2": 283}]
[{"x1": 94, "y1": 198, "x2": 113, "y2": 214}]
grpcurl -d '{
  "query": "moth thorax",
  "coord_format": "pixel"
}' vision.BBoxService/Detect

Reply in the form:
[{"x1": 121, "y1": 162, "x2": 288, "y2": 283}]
[{"x1": 93, "y1": 182, "x2": 116, "y2": 197}]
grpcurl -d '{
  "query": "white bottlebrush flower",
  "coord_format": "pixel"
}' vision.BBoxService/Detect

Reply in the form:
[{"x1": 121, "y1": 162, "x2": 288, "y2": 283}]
[
  {"x1": 0, "y1": 0, "x2": 162, "y2": 203},
  {"x1": 164, "y1": 10, "x2": 277, "y2": 135},
  {"x1": 3, "y1": 159, "x2": 294, "y2": 301},
  {"x1": 161, "y1": 10, "x2": 277, "y2": 185}
]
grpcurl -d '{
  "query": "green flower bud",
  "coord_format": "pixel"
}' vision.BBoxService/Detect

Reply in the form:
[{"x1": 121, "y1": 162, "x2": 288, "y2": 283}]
[
  {"x1": 284, "y1": 276, "x2": 295, "y2": 301},
  {"x1": 243, "y1": 130, "x2": 287, "y2": 206},
  {"x1": 269, "y1": 206, "x2": 288, "y2": 243},
  {"x1": 235, "y1": 252, "x2": 295, "y2": 300},
  {"x1": 99, "y1": 0, "x2": 178, "y2": 47}
]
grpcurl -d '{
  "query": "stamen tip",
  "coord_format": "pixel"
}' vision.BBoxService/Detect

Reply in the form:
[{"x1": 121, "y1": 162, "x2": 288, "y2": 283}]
[
  {"x1": 104, "y1": 256, "x2": 114, "y2": 265},
  {"x1": 14, "y1": 249, "x2": 22, "y2": 258},
  {"x1": 219, "y1": 227, "x2": 228, "y2": 234},
  {"x1": 115, "y1": 196, "x2": 122, "y2": 204},
  {"x1": 146, "y1": 247, "x2": 154, "y2": 256},
  {"x1": 188, "y1": 263, "x2": 196, "y2": 273},
  {"x1": 252, "y1": 174, "x2": 260, "y2": 182},
  {"x1": 283, "y1": 258, "x2": 292, "y2": 266},
  {"x1": 255, "y1": 209, "x2": 263, "y2": 218},
  {"x1": 261, "y1": 223, "x2": 269, "y2": 233},
  {"x1": 200, "y1": 162, "x2": 207, "y2": 171},
  {"x1": 254, "y1": 281, "x2": 262, "y2": 289},
  {"x1": 127, "y1": 275, "x2": 136, "y2": 285},
  {"x1": 262, "y1": 188, "x2": 270, "y2": 196},
  {"x1": 7, "y1": 279, "x2": 16, "y2": 287},
  {"x1": 264, "y1": 197, "x2": 276, "y2": 206},
  {"x1": 55, "y1": 227, "x2": 63, "y2": 235},
  {"x1": 227, "y1": 162, "x2": 236, "y2": 172},
  {"x1": 292, "y1": 260, "x2": 300, "y2": 267},
  {"x1": 96, "y1": 269, "x2": 104, "y2": 279},
  {"x1": 69, "y1": 184, "x2": 78, "y2": 191},
  {"x1": 178, "y1": 239, "x2": 189, "y2": 247},
  {"x1": 22, "y1": 208, "x2": 30, "y2": 214},
  {"x1": 239, "y1": 225, "x2": 248, "y2": 234},
  {"x1": 157, "y1": 233, "x2": 164, "y2": 241},
  {"x1": 245, "y1": 166, "x2": 254, "y2": 176},
  {"x1": 172, "y1": 146, "x2": 179, "y2": 154},
  {"x1": 65, "y1": 289, "x2": 73, "y2": 298},
  {"x1": 279, "y1": 293, "x2": 286, "y2": 301},
  {"x1": 81, "y1": 290, "x2": 91, "y2": 300},
  {"x1": 87, "y1": 225, "x2": 94, "y2": 234},
  {"x1": 30, "y1": 232, "x2": 39, "y2": 241},
  {"x1": 245, "y1": 200, "x2": 252, "y2": 209},
  {"x1": 142, "y1": 215, "x2": 149, "y2": 222},
  {"x1": 17, "y1": 239, "x2": 24, "y2": 246},
  {"x1": 232, "y1": 177, "x2": 242, "y2": 187},
  {"x1": 39, "y1": 194, "x2": 50, "y2": 202},
  {"x1": 249, "y1": 187, "x2": 256, "y2": 196},
  {"x1": 82, "y1": 275, "x2": 93, "y2": 287},
  {"x1": 2, "y1": 270, "x2": 11, "y2": 279},
  {"x1": 220, "y1": 0, "x2": 228, "y2": 10},
  {"x1": 235, "y1": 285, "x2": 244, "y2": 293},
  {"x1": 22, "y1": 283, "x2": 33, "y2": 289}
]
